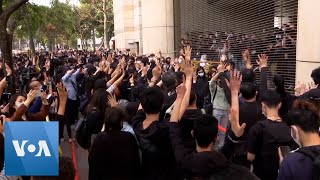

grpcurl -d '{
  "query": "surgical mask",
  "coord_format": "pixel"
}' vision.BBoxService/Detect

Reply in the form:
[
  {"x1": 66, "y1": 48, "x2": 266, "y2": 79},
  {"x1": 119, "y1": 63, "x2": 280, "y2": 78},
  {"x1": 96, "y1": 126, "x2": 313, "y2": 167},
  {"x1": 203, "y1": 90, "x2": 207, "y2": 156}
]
[
  {"x1": 200, "y1": 63, "x2": 206, "y2": 67},
  {"x1": 291, "y1": 126, "x2": 302, "y2": 147},
  {"x1": 261, "y1": 104, "x2": 267, "y2": 117},
  {"x1": 198, "y1": 72, "x2": 205, "y2": 77},
  {"x1": 15, "y1": 102, "x2": 24, "y2": 108}
]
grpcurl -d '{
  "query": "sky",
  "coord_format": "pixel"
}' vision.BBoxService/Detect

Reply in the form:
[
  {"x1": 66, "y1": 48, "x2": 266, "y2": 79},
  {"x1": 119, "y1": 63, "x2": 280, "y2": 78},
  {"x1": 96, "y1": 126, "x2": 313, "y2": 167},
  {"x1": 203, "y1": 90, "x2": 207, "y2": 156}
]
[{"x1": 30, "y1": 0, "x2": 80, "y2": 7}]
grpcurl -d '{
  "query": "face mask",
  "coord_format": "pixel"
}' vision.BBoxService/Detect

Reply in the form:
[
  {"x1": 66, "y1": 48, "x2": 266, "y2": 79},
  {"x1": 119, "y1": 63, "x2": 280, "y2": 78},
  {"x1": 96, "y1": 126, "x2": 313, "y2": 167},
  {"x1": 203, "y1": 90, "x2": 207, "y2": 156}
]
[
  {"x1": 200, "y1": 63, "x2": 206, "y2": 67},
  {"x1": 15, "y1": 102, "x2": 24, "y2": 108},
  {"x1": 198, "y1": 72, "x2": 205, "y2": 77},
  {"x1": 291, "y1": 126, "x2": 302, "y2": 147},
  {"x1": 261, "y1": 103, "x2": 267, "y2": 117}
]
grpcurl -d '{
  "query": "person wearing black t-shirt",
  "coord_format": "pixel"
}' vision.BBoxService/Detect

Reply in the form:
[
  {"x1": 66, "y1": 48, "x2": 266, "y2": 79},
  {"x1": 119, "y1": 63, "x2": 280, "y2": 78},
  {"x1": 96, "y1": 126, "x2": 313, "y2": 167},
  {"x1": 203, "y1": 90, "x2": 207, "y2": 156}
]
[
  {"x1": 132, "y1": 87, "x2": 179, "y2": 180},
  {"x1": 221, "y1": 82, "x2": 265, "y2": 168},
  {"x1": 247, "y1": 90, "x2": 298, "y2": 180},
  {"x1": 169, "y1": 81, "x2": 258, "y2": 180}
]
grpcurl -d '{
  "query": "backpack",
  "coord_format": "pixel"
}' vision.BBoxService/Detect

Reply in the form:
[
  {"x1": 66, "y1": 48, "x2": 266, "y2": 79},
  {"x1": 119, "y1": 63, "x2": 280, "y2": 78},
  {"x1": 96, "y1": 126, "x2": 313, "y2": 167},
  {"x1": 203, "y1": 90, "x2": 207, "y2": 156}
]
[
  {"x1": 296, "y1": 147, "x2": 320, "y2": 180},
  {"x1": 256, "y1": 120, "x2": 296, "y2": 178},
  {"x1": 75, "y1": 117, "x2": 91, "y2": 150}
]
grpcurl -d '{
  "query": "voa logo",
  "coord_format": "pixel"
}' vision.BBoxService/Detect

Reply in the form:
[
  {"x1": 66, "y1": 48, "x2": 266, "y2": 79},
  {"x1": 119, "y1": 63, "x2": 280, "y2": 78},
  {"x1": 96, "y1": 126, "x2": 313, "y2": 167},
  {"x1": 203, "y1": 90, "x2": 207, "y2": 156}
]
[{"x1": 12, "y1": 140, "x2": 51, "y2": 157}]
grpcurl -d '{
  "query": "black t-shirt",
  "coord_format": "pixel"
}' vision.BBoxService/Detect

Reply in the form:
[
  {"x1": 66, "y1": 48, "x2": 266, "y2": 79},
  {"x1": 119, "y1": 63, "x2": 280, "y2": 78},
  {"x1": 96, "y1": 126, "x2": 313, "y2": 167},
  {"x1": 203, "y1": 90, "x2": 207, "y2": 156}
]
[
  {"x1": 132, "y1": 110, "x2": 179, "y2": 180},
  {"x1": 179, "y1": 109, "x2": 203, "y2": 152},
  {"x1": 228, "y1": 101, "x2": 265, "y2": 141},
  {"x1": 247, "y1": 119, "x2": 298, "y2": 180}
]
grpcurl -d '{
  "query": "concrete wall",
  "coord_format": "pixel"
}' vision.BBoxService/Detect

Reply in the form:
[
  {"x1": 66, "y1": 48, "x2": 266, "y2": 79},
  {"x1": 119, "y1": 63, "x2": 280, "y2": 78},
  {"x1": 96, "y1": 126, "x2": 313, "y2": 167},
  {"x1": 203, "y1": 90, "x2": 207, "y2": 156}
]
[
  {"x1": 140, "y1": 0, "x2": 174, "y2": 58},
  {"x1": 113, "y1": 0, "x2": 137, "y2": 52},
  {"x1": 296, "y1": 0, "x2": 320, "y2": 84}
]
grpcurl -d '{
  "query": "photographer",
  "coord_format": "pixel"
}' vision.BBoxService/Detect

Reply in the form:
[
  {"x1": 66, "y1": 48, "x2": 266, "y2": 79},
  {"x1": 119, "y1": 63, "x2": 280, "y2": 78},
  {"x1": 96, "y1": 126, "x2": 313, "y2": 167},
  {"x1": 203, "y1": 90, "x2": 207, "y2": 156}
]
[{"x1": 61, "y1": 64, "x2": 82, "y2": 142}]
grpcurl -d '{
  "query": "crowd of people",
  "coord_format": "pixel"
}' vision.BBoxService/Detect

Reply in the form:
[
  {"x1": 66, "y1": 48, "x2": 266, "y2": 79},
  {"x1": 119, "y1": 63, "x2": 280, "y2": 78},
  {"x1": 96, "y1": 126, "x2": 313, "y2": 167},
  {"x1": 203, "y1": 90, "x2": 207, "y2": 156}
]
[
  {"x1": 0, "y1": 44, "x2": 319, "y2": 180},
  {"x1": 180, "y1": 24, "x2": 297, "y2": 82}
]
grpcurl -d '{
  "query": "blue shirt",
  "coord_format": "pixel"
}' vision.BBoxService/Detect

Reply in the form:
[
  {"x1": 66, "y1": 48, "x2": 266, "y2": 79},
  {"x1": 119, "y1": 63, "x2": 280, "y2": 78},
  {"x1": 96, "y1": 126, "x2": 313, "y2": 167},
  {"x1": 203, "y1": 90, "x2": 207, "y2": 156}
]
[
  {"x1": 61, "y1": 69, "x2": 80, "y2": 100},
  {"x1": 278, "y1": 145, "x2": 320, "y2": 180}
]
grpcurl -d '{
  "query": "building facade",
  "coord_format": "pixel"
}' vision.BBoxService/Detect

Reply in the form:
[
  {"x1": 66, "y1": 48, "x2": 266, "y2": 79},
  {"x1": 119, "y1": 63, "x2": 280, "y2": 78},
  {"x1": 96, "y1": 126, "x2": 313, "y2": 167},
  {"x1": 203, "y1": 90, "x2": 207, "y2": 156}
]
[{"x1": 113, "y1": 0, "x2": 320, "y2": 88}]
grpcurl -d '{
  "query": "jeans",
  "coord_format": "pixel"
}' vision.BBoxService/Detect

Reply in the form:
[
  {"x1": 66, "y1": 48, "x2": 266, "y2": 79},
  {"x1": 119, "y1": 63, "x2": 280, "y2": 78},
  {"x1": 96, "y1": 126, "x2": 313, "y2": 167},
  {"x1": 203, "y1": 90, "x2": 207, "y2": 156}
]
[{"x1": 213, "y1": 109, "x2": 229, "y2": 149}]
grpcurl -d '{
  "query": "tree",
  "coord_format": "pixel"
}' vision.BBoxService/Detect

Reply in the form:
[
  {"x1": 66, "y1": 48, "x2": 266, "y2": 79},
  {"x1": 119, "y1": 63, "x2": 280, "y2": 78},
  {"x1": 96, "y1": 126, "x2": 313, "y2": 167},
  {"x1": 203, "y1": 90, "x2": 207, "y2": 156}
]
[
  {"x1": 14, "y1": 1, "x2": 78, "y2": 52},
  {"x1": 79, "y1": 0, "x2": 114, "y2": 49},
  {"x1": 0, "y1": 0, "x2": 28, "y2": 68},
  {"x1": 22, "y1": 3, "x2": 35, "y2": 56}
]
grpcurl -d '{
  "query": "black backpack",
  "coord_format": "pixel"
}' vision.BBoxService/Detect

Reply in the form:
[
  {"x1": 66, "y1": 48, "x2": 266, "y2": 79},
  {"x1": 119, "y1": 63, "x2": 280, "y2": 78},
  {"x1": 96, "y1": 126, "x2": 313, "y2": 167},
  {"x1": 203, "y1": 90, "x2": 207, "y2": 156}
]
[
  {"x1": 297, "y1": 147, "x2": 320, "y2": 180},
  {"x1": 256, "y1": 120, "x2": 297, "y2": 178},
  {"x1": 75, "y1": 117, "x2": 91, "y2": 150}
]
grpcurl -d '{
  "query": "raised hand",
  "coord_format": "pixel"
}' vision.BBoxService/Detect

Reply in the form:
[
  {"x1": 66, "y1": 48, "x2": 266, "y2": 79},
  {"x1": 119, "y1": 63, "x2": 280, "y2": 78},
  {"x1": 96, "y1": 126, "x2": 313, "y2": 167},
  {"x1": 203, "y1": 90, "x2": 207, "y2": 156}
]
[
  {"x1": 24, "y1": 90, "x2": 38, "y2": 107},
  {"x1": 242, "y1": 49, "x2": 253, "y2": 69},
  {"x1": 242, "y1": 49, "x2": 250, "y2": 62},
  {"x1": 257, "y1": 54, "x2": 268, "y2": 68},
  {"x1": 226, "y1": 70, "x2": 242, "y2": 94},
  {"x1": 294, "y1": 81, "x2": 307, "y2": 96},
  {"x1": 184, "y1": 60, "x2": 194, "y2": 79},
  {"x1": 152, "y1": 65, "x2": 162, "y2": 79},
  {"x1": 5, "y1": 63, "x2": 12, "y2": 76},
  {"x1": 217, "y1": 63, "x2": 227, "y2": 73},
  {"x1": 229, "y1": 108, "x2": 246, "y2": 137},
  {"x1": 108, "y1": 93, "x2": 118, "y2": 107},
  {"x1": 57, "y1": 82, "x2": 68, "y2": 102},
  {"x1": 184, "y1": 46, "x2": 192, "y2": 61}
]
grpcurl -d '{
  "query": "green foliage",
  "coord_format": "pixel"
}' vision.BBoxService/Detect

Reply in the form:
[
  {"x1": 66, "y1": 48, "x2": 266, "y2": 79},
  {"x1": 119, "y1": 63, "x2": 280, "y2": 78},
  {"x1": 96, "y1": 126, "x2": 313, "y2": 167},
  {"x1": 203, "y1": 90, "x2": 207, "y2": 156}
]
[
  {"x1": 11, "y1": 0, "x2": 114, "y2": 49},
  {"x1": 77, "y1": 0, "x2": 114, "y2": 41},
  {"x1": 14, "y1": 0, "x2": 78, "y2": 48}
]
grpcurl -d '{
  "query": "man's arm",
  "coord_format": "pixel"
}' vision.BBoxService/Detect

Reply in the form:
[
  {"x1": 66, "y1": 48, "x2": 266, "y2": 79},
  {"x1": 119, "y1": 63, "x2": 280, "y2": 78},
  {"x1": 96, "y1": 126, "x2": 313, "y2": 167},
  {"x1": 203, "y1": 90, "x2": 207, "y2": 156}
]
[
  {"x1": 227, "y1": 70, "x2": 246, "y2": 137},
  {"x1": 170, "y1": 82, "x2": 190, "y2": 163},
  {"x1": 131, "y1": 104, "x2": 146, "y2": 130},
  {"x1": 219, "y1": 73, "x2": 231, "y2": 104},
  {"x1": 72, "y1": 68, "x2": 81, "y2": 78},
  {"x1": 246, "y1": 123, "x2": 263, "y2": 162},
  {"x1": 179, "y1": 59, "x2": 193, "y2": 119},
  {"x1": 257, "y1": 54, "x2": 268, "y2": 93},
  {"x1": 61, "y1": 70, "x2": 72, "y2": 82}
]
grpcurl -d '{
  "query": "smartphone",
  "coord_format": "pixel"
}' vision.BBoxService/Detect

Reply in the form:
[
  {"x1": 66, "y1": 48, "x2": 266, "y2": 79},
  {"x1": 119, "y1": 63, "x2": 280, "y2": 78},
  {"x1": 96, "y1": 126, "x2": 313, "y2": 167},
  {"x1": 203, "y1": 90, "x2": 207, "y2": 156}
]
[
  {"x1": 1, "y1": 93, "x2": 11, "y2": 104},
  {"x1": 280, "y1": 146, "x2": 291, "y2": 157},
  {"x1": 0, "y1": 116, "x2": 3, "y2": 125},
  {"x1": 6, "y1": 76, "x2": 12, "y2": 83},
  {"x1": 36, "y1": 90, "x2": 43, "y2": 97}
]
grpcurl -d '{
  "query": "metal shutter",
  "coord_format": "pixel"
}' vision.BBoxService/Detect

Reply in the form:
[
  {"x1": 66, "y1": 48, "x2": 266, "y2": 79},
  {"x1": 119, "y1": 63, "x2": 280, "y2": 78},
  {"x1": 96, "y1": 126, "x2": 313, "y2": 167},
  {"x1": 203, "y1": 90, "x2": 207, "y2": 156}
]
[{"x1": 174, "y1": 0, "x2": 298, "y2": 92}]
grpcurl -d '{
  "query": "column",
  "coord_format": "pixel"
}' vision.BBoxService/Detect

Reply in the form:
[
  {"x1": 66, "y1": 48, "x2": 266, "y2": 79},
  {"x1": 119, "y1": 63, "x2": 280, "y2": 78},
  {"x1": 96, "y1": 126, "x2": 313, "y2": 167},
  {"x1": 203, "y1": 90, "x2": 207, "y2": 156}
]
[
  {"x1": 141, "y1": 0, "x2": 174, "y2": 58},
  {"x1": 296, "y1": 0, "x2": 320, "y2": 83}
]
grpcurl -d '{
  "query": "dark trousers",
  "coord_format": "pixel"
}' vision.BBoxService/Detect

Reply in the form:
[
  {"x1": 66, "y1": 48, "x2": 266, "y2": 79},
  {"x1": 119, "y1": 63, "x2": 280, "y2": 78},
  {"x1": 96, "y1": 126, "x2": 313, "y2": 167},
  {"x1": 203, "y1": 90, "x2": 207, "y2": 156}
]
[
  {"x1": 59, "y1": 114, "x2": 72, "y2": 139},
  {"x1": 65, "y1": 98, "x2": 79, "y2": 136}
]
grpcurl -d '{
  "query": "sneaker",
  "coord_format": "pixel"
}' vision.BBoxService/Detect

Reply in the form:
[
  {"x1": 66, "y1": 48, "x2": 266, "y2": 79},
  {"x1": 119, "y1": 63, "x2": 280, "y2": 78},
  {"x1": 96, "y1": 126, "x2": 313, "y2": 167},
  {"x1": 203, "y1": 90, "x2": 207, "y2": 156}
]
[{"x1": 69, "y1": 138, "x2": 72, "y2": 143}]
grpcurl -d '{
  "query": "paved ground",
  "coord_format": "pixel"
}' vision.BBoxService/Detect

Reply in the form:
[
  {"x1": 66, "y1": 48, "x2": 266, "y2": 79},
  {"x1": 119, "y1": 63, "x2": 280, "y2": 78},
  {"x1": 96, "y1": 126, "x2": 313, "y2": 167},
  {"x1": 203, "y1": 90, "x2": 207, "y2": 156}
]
[{"x1": 60, "y1": 127, "x2": 88, "y2": 180}]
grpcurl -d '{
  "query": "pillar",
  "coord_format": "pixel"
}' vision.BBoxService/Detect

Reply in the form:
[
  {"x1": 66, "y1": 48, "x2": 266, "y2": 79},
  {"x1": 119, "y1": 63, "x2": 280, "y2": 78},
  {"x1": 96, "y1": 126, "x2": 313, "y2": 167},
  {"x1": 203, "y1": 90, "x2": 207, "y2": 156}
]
[
  {"x1": 296, "y1": 0, "x2": 320, "y2": 84},
  {"x1": 141, "y1": 0, "x2": 174, "y2": 58}
]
